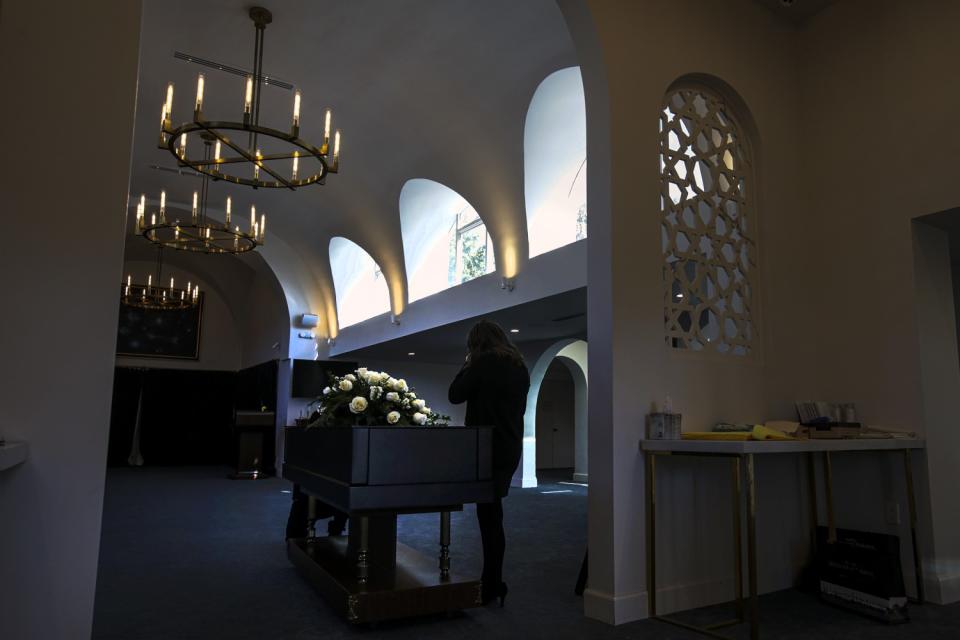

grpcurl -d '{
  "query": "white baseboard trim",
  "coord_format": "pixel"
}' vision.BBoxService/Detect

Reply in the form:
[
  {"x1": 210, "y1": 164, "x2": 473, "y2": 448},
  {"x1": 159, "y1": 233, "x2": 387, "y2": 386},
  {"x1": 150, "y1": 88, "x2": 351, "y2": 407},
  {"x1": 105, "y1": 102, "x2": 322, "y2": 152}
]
[
  {"x1": 583, "y1": 587, "x2": 647, "y2": 624},
  {"x1": 927, "y1": 571, "x2": 960, "y2": 604},
  {"x1": 572, "y1": 472, "x2": 588, "y2": 483},
  {"x1": 583, "y1": 577, "x2": 741, "y2": 625}
]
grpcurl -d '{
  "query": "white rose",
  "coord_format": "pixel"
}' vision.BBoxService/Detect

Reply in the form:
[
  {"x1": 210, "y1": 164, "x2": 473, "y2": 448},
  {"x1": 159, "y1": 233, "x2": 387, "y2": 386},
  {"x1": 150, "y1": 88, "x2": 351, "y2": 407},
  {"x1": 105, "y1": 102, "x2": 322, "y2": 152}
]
[
  {"x1": 357, "y1": 367, "x2": 368, "y2": 376},
  {"x1": 423, "y1": 407, "x2": 432, "y2": 415},
  {"x1": 344, "y1": 373, "x2": 357, "y2": 382},
  {"x1": 365, "y1": 371, "x2": 381, "y2": 385},
  {"x1": 379, "y1": 371, "x2": 390, "y2": 382},
  {"x1": 369, "y1": 385, "x2": 383, "y2": 400},
  {"x1": 405, "y1": 392, "x2": 416, "y2": 399},
  {"x1": 339, "y1": 379, "x2": 353, "y2": 392},
  {"x1": 387, "y1": 411, "x2": 401, "y2": 424},
  {"x1": 412, "y1": 412, "x2": 427, "y2": 425},
  {"x1": 386, "y1": 377, "x2": 399, "y2": 390},
  {"x1": 385, "y1": 392, "x2": 400, "y2": 402},
  {"x1": 322, "y1": 386, "x2": 332, "y2": 395},
  {"x1": 349, "y1": 396, "x2": 368, "y2": 413},
  {"x1": 412, "y1": 398, "x2": 426, "y2": 411},
  {"x1": 397, "y1": 379, "x2": 409, "y2": 392}
]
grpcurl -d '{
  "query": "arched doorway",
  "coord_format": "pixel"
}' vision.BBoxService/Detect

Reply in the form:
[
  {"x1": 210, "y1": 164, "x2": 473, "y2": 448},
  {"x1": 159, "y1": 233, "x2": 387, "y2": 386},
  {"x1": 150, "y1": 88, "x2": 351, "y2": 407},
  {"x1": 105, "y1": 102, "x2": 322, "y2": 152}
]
[{"x1": 519, "y1": 339, "x2": 588, "y2": 487}]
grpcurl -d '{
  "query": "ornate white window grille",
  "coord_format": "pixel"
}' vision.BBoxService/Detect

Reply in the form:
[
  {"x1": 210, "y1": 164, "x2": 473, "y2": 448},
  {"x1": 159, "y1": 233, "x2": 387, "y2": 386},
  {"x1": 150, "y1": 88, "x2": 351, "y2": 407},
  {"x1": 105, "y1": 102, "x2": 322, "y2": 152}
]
[{"x1": 660, "y1": 87, "x2": 755, "y2": 355}]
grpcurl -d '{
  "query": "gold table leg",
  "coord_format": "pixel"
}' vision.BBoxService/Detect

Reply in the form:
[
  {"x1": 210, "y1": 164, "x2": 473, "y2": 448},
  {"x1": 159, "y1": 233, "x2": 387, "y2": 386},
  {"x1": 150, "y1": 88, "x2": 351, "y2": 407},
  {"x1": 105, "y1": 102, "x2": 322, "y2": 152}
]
[
  {"x1": 807, "y1": 452, "x2": 819, "y2": 551},
  {"x1": 824, "y1": 451, "x2": 836, "y2": 544},
  {"x1": 745, "y1": 453, "x2": 759, "y2": 640},
  {"x1": 903, "y1": 449, "x2": 925, "y2": 603},
  {"x1": 732, "y1": 456, "x2": 744, "y2": 622},
  {"x1": 646, "y1": 451, "x2": 657, "y2": 617}
]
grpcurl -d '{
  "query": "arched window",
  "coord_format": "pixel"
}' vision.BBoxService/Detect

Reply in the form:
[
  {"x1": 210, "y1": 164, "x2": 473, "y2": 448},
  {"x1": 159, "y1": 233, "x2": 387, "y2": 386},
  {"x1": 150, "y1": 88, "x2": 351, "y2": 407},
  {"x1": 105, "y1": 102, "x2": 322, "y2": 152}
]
[
  {"x1": 525, "y1": 67, "x2": 587, "y2": 258},
  {"x1": 660, "y1": 85, "x2": 755, "y2": 355},
  {"x1": 399, "y1": 179, "x2": 494, "y2": 303},
  {"x1": 329, "y1": 237, "x2": 390, "y2": 328}
]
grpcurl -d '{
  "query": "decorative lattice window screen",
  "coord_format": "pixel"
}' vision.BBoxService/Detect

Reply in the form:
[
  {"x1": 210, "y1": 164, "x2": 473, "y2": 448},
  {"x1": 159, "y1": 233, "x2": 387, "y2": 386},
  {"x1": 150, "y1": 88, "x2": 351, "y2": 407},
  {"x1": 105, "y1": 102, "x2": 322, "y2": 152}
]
[{"x1": 660, "y1": 88, "x2": 755, "y2": 355}]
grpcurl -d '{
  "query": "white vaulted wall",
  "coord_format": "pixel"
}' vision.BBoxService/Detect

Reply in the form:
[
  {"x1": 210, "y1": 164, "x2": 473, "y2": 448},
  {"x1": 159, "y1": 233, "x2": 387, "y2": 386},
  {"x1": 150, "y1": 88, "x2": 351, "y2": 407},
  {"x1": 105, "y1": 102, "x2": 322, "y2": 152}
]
[
  {"x1": 558, "y1": 0, "x2": 960, "y2": 624},
  {"x1": 765, "y1": 0, "x2": 960, "y2": 603},
  {"x1": 0, "y1": 2, "x2": 143, "y2": 638}
]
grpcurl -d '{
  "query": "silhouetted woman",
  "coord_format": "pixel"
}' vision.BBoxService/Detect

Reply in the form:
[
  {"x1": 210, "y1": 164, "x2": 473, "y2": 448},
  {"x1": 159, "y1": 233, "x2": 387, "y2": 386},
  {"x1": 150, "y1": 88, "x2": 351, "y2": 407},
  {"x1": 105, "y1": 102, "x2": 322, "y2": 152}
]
[{"x1": 449, "y1": 320, "x2": 530, "y2": 607}]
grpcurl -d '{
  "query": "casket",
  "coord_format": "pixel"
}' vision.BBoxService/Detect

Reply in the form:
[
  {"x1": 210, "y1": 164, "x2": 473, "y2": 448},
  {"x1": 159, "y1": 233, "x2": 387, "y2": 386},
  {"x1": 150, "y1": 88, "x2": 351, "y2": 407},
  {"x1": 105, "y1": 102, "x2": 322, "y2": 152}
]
[
  {"x1": 283, "y1": 425, "x2": 494, "y2": 512},
  {"x1": 282, "y1": 425, "x2": 494, "y2": 623}
]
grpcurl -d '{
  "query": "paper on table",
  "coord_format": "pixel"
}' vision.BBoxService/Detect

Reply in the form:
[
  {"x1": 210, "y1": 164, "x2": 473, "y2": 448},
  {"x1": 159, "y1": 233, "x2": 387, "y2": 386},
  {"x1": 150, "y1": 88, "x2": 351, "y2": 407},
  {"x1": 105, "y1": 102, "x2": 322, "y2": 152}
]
[{"x1": 765, "y1": 420, "x2": 802, "y2": 434}]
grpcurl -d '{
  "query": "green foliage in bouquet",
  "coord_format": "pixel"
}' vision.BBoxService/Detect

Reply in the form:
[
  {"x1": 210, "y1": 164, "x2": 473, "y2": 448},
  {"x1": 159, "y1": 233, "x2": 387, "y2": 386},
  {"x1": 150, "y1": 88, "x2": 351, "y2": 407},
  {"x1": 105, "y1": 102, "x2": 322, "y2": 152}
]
[{"x1": 308, "y1": 367, "x2": 450, "y2": 427}]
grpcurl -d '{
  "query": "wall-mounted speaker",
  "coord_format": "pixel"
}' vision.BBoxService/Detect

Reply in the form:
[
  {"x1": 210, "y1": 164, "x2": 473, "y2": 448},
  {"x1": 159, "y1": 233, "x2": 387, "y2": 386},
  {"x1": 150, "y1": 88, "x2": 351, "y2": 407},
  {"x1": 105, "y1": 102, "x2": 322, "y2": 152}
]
[{"x1": 300, "y1": 313, "x2": 319, "y2": 328}]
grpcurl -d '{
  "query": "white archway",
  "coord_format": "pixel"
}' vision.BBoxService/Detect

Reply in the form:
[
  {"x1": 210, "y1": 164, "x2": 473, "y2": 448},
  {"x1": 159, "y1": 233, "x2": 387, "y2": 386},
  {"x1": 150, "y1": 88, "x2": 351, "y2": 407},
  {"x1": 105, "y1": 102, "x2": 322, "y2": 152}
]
[{"x1": 518, "y1": 338, "x2": 588, "y2": 488}]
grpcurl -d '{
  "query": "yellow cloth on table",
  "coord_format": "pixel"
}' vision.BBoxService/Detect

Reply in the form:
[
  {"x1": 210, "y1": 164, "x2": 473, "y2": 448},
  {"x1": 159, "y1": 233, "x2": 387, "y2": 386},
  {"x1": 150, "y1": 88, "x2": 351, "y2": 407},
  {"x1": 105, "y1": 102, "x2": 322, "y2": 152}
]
[{"x1": 682, "y1": 425, "x2": 796, "y2": 441}]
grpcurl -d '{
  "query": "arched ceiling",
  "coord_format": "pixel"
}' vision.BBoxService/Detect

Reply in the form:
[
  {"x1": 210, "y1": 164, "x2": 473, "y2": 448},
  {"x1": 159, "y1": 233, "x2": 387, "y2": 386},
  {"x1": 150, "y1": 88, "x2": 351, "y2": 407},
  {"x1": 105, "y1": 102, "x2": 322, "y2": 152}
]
[{"x1": 129, "y1": 0, "x2": 578, "y2": 335}]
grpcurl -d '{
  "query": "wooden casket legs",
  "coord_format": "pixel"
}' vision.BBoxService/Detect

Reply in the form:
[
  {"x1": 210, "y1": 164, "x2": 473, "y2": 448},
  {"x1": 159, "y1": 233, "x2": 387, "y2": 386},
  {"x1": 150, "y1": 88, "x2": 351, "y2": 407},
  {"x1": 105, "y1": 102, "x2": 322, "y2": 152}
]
[{"x1": 288, "y1": 505, "x2": 482, "y2": 624}]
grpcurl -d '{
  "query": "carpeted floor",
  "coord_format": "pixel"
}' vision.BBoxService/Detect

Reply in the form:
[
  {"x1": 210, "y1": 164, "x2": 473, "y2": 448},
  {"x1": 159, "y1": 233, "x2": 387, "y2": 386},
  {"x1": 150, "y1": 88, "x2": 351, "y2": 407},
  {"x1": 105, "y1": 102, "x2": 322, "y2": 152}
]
[{"x1": 93, "y1": 467, "x2": 959, "y2": 640}]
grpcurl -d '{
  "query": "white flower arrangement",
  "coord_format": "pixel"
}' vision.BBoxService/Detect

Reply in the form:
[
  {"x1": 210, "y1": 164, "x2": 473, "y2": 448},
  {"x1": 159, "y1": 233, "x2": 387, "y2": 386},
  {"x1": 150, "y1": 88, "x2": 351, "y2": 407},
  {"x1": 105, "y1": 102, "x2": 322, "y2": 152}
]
[{"x1": 309, "y1": 366, "x2": 450, "y2": 427}]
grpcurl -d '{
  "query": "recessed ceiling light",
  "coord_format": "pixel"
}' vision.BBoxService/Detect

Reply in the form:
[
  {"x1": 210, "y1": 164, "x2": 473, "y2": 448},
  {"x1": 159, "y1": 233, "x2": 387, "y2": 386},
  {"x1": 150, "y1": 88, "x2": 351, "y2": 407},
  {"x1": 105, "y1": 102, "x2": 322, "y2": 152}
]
[
  {"x1": 510, "y1": 329, "x2": 519, "y2": 333},
  {"x1": 407, "y1": 352, "x2": 416, "y2": 356}
]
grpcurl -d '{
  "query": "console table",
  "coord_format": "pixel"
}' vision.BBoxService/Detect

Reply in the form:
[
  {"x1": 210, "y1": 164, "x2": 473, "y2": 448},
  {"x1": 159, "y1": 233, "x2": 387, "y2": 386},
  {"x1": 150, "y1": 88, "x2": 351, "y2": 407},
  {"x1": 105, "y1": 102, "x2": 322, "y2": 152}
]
[
  {"x1": 638, "y1": 438, "x2": 925, "y2": 640},
  {"x1": 0, "y1": 441, "x2": 29, "y2": 471}
]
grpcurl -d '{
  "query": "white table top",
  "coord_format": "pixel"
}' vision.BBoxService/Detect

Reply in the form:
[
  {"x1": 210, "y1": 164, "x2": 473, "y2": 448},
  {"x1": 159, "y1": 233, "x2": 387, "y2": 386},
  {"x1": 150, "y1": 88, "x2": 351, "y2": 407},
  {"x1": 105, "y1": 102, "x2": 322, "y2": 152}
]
[
  {"x1": 639, "y1": 437, "x2": 924, "y2": 454},
  {"x1": 0, "y1": 441, "x2": 29, "y2": 471}
]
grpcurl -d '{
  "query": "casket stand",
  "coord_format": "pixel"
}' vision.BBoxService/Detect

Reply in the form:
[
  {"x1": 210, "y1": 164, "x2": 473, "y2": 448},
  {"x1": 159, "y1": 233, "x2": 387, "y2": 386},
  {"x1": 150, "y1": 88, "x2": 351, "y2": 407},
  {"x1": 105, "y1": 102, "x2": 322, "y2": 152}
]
[{"x1": 283, "y1": 425, "x2": 493, "y2": 623}]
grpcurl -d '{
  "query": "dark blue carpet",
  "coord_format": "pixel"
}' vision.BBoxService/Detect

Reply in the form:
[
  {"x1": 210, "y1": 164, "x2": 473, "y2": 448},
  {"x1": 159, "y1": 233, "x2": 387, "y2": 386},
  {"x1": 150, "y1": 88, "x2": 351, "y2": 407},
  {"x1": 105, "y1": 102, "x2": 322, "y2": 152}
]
[{"x1": 92, "y1": 467, "x2": 959, "y2": 639}]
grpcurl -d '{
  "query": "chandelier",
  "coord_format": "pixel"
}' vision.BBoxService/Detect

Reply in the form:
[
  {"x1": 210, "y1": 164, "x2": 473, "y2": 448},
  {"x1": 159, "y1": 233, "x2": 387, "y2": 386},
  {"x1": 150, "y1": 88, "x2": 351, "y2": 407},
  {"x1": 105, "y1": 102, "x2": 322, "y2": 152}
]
[
  {"x1": 158, "y1": 6, "x2": 340, "y2": 190},
  {"x1": 122, "y1": 247, "x2": 200, "y2": 311},
  {"x1": 138, "y1": 134, "x2": 266, "y2": 254}
]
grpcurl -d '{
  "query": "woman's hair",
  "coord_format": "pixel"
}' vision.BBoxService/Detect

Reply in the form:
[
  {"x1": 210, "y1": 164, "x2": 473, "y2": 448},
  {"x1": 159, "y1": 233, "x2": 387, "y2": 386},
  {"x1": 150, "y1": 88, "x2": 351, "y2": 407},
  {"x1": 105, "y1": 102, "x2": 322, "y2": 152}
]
[{"x1": 467, "y1": 320, "x2": 524, "y2": 366}]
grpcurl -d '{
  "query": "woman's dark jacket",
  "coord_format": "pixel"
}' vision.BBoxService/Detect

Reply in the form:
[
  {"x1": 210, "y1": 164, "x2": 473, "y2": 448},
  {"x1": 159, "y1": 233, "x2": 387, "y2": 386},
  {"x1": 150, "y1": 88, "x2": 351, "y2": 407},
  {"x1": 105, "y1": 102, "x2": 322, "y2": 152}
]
[{"x1": 448, "y1": 352, "x2": 530, "y2": 497}]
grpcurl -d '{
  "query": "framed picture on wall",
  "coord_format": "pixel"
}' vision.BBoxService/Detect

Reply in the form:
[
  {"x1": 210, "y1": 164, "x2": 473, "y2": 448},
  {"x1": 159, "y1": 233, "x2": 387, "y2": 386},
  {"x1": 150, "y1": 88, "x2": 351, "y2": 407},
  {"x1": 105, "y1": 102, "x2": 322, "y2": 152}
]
[{"x1": 116, "y1": 289, "x2": 204, "y2": 359}]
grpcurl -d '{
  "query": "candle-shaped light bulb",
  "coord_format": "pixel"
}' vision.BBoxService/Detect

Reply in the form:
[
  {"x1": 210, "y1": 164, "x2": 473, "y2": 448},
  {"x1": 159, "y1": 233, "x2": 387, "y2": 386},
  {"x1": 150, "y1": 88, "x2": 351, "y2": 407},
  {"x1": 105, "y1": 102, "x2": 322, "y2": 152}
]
[
  {"x1": 225, "y1": 196, "x2": 232, "y2": 225},
  {"x1": 179, "y1": 133, "x2": 187, "y2": 157},
  {"x1": 192, "y1": 191, "x2": 198, "y2": 218},
  {"x1": 175, "y1": 225, "x2": 180, "y2": 240},
  {"x1": 333, "y1": 130, "x2": 341, "y2": 164},
  {"x1": 293, "y1": 90, "x2": 301, "y2": 125},
  {"x1": 214, "y1": 141, "x2": 221, "y2": 163},
  {"x1": 151, "y1": 213, "x2": 156, "y2": 226},
  {"x1": 244, "y1": 75, "x2": 253, "y2": 114},
  {"x1": 323, "y1": 109, "x2": 332, "y2": 147},
  {"x1": 253, "y1": 149, "x2": 261, "y2": 180},
  {"x1": 195, "y1": 73, "x2": 205, "y2": 113},
  {"x1": 260, "y1": 213, "x2": 265, "y2": 240},
  {"x1": 170, "y1": 277, "x2": 174, "y2": 290},
  {"x1": 187, "y1": 281, "x2": 191, "y2": 294},
  {"x1": 250, "y1": 205, "x2": 256, "y2": 233},
  {"x1": 159, "y1": 190, "x2": 166, "y2": 216},
  {"x1": 148, "y1": 275, "x2": 152, "y2": 289},
  {"x1": 164, "y1": 82, "x2": 174, "y2": 120},
  {"x1": 181, "y1": 290, "x2": 185, "y2": 301},
  {"x1": 127, "y1": 275, "x2": 132, "y2": 287},
  {"x1": 292, "y1": 151, "x2": 299, "y2": 180},
  {"x1": 254, "y1": 221, "x2": 259, "y2": 240}
]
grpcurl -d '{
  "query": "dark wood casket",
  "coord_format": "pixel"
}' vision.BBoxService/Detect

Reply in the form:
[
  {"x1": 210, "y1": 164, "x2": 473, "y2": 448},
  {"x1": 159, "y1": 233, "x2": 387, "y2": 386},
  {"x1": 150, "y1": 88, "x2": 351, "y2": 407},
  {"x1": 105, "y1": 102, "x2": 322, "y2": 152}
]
[{"x1": 282, "y1": 425, "x2": 494, "y2": 623}]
